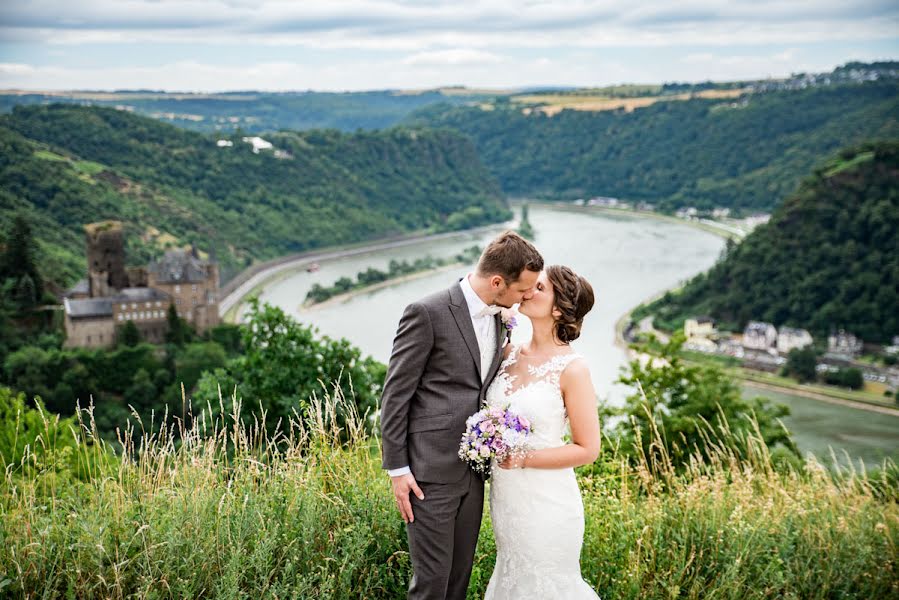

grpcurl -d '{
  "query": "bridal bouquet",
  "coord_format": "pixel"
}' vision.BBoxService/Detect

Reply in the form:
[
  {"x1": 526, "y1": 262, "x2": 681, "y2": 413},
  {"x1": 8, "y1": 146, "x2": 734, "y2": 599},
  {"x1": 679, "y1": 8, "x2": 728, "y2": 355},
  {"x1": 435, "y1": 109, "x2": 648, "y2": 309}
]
[{"x1": 458, "y1": 405, "x2": 532, "y2": 474}]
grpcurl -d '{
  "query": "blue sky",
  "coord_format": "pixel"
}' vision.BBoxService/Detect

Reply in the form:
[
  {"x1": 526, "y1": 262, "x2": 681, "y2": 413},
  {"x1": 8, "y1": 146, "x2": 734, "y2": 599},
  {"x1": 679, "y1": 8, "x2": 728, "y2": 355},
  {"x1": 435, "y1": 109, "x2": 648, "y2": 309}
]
[{"x1": 0, "y1": 1, "x2": 897, "y2": 91}]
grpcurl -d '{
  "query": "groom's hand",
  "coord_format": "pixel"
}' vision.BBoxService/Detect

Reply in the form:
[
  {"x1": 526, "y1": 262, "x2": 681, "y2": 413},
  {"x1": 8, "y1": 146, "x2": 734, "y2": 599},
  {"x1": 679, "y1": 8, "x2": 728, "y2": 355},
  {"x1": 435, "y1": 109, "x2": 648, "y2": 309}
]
[{"x1": 391, "y1": 473, "x2": 425, "y2": 524}]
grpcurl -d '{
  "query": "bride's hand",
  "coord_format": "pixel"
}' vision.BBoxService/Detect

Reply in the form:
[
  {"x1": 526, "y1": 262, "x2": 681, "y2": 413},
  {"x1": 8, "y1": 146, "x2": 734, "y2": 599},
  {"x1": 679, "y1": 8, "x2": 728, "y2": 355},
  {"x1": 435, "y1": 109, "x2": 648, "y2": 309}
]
[{"x1": 499, "y1": 452, "x2": 528, "y2": 469}]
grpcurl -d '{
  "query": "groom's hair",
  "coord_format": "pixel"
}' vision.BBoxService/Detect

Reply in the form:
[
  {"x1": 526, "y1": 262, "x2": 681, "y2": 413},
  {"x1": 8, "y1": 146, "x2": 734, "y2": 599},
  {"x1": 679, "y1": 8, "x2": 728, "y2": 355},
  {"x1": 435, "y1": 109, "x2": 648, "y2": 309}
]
[{"x1": 476, "y1": 230, "x2": 544, "y2": 283}]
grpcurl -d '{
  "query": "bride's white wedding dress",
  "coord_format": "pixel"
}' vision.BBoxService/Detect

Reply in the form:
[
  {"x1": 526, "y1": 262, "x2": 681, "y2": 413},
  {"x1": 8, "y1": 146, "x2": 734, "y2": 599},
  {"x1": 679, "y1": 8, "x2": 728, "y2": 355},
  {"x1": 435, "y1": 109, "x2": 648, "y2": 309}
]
[{"x1": 483, "y1": 344, "x2": 599, "y2": 600}]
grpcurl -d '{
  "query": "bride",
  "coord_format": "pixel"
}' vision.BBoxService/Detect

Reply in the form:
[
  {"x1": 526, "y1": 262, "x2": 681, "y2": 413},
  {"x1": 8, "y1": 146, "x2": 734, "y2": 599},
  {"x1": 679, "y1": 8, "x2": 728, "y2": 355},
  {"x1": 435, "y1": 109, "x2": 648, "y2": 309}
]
[{"x1": 484, "y1": 265, "x2": 601, "y2": 600}]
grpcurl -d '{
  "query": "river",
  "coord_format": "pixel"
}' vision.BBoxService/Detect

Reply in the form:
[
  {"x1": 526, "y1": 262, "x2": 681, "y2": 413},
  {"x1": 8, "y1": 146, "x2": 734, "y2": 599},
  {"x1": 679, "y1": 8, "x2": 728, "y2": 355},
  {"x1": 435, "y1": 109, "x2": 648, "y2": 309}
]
[{"x1": 250, "y1": 204, "x2": 898, "y2": 469}]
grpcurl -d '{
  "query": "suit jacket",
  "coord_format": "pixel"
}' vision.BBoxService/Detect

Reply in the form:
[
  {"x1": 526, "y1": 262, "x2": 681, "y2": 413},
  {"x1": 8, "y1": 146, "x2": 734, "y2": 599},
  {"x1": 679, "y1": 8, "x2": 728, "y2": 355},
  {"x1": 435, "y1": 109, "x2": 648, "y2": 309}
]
[{"x1": 380, "y1": 282, "x2": 505, "y2": 484}]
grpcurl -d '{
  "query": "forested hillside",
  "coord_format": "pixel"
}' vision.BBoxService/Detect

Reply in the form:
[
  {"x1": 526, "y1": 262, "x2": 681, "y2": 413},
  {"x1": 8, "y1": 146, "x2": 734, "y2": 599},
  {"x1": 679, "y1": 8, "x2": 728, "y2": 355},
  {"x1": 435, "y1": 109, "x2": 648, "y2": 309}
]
[
  {"x1": 0, "y1": 89, "x2": 494, "y2": 133},
  {"x1": 0, "y1": 104, "x2": 509, "y2": 290},
  {"x1": 407, "y1": 81, "x2": 899, "y2": 212},
  {"x1": 637, "y1": 142, "x2": 899, "y2": 343}
]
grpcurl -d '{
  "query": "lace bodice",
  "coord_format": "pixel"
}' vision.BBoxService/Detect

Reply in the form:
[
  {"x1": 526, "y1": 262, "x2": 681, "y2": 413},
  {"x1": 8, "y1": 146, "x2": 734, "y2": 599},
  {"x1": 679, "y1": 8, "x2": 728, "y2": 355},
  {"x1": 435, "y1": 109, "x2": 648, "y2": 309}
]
[{"x1": 484, "y1": 344, "x2": 582, "y2": 451}]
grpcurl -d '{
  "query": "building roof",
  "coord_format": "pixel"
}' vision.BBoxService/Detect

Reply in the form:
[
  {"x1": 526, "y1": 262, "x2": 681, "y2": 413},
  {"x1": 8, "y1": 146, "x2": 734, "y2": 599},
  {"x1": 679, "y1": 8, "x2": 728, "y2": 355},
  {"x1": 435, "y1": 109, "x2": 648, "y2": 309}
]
[
  {"x1": 64, "y1": 297, "x2": 113, "y2": 318},
  {"x1": 115, "y1": 287, "x2": 171, "y2": 302},
  {"x1": 64, "y1": 278, "x2": 90, "y2": 297},
  {"x1": 148, "y1": 249, "x2": 211, "y2": 284},
  {"x1": 779, "y1": 326, "x2": 810, "y2": 337},
  {"x1": 746, "y1": 321, "x2": 775, "y2": 332},
  {"x1": 64, "y1": 287, "x2": 170, "y2": 319}
]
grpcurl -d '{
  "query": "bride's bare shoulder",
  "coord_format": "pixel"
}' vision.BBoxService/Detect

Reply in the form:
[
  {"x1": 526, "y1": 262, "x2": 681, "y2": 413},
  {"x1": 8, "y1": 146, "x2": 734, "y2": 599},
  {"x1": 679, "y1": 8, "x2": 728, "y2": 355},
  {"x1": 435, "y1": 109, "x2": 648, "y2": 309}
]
[{"x1": 559, "y1": 355, "x2": 590, "y2": 382}]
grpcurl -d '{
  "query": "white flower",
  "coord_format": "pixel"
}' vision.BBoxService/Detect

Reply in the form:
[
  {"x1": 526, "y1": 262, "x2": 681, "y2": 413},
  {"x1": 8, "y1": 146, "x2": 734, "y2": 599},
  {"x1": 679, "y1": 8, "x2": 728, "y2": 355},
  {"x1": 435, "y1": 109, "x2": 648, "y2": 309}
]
[{"x1": 499, "y1": 307, "x2": 518, "y2": 327}]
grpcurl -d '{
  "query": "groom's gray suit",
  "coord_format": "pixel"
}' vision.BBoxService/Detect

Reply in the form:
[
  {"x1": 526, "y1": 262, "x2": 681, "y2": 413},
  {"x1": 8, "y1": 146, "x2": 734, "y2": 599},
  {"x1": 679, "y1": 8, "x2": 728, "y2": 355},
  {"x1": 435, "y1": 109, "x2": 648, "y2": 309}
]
[{"x1": 381, "y1": 281, "x2": 505, "y2": 600}]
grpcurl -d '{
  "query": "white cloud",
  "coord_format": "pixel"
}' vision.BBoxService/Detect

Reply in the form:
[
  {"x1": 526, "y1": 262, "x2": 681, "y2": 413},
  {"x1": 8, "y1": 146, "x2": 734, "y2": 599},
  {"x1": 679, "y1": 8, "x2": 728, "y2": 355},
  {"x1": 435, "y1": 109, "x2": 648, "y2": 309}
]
[
  {"x1": 0, "y1": 63, "x2": 36, "y2": 76},
  {"x1": 0, "y1": 2, "x2": 896, "y2": 90},
  {"x1": 1, "y1": 1, "x2": 896, "y2": 49},
  {"x1": 402, "y1": 49, "x2": 503, "y2": 67}
]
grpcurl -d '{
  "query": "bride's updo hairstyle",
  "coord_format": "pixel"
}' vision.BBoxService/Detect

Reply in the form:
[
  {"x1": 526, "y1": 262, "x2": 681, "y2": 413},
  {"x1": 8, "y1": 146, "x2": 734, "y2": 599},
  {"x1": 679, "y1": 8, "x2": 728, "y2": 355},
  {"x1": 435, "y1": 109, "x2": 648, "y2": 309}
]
[{"x1": 546, "y1": 265, "x2": 595, "y2": 343}]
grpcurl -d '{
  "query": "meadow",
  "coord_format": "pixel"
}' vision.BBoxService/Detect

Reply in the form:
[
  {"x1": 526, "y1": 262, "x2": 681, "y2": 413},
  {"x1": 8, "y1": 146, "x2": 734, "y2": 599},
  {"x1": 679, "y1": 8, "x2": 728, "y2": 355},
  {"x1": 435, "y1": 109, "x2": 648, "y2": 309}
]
[{"x1": 1, "y1": 386, "x2": 896, "y2": 599}]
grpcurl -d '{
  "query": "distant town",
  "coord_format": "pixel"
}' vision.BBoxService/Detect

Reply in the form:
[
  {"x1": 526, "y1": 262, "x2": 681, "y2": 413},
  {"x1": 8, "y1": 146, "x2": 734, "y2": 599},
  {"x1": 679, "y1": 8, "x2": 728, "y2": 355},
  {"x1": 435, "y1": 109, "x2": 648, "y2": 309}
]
[{"x1": 625, "y1": 314, "x2": 899, "y2": 395}]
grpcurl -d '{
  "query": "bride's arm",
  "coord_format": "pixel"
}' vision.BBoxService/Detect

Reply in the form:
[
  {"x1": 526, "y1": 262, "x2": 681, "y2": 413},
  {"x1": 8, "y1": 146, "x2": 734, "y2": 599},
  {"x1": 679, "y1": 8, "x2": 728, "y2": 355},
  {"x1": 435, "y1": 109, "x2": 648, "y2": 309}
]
[{"x1": 500, "y1": 358, "x2": 601, "y2": 469}]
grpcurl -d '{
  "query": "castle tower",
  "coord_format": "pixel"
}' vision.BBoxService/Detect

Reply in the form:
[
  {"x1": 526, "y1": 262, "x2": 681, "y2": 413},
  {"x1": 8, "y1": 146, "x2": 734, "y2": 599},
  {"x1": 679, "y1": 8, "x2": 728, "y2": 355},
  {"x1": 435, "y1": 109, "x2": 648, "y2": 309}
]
[{"x1": 85, "y1": 221, "x2": 128, "y2": 297}]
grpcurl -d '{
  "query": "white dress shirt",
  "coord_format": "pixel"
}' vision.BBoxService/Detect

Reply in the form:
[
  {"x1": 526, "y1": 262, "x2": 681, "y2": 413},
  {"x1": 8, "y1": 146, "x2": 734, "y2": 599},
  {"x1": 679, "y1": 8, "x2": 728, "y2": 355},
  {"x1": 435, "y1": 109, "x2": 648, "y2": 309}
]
[{"x1": 388, "y1": 274, "x2": 497, "y2": 478}]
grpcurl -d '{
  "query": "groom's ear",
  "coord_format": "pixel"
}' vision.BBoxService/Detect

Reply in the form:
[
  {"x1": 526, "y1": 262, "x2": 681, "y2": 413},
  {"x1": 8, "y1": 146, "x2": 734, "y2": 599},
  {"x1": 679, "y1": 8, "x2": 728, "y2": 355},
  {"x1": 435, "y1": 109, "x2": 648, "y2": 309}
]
[{"x1": 488, "y1": 275, "x2": 505, "y2": 290}]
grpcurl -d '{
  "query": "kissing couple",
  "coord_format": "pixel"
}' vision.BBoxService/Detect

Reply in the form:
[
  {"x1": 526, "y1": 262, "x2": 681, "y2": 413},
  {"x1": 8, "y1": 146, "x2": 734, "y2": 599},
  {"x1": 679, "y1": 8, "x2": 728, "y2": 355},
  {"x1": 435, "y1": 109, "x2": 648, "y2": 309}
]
[{"x1": 380, "y1": 230, "x2": 601, "y2": 599}]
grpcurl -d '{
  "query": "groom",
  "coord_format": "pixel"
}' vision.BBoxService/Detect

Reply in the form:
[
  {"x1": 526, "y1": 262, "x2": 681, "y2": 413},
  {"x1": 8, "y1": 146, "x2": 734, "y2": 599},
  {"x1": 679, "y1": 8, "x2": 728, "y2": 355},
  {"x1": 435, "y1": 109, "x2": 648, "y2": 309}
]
[{"x1": 380, "y1": 230, "x2": 543, "y2": 600}]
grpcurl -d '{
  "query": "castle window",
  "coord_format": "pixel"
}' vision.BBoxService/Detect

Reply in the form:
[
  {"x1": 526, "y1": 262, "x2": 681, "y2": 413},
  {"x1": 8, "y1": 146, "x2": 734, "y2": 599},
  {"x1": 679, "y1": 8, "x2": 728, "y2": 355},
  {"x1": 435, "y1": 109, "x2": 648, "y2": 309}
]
[
  {"x1": 117, "y1": 314, "x2": 123, "y2": 321},
  {"x1": 87, "y1": 335, "x2": 91, "y2": 343},
  {"x1": 192, "y1": 284, "x2": 197, "y2": 292},
  {"x1": 192, "y1": 298, "x2": 197, "y2": 306},
  {"x1": 131, "y1": 303, "x2": 137, "y2": 309},
  {"x1": 175, "y1": 285, "x2": 181, "y2": 293},
  {"x1": 155, "y1": 301, "x2": 161, "y2": 307},
  {"x1": 175, "y1": 298, "x2": 181, "y2": 305}
]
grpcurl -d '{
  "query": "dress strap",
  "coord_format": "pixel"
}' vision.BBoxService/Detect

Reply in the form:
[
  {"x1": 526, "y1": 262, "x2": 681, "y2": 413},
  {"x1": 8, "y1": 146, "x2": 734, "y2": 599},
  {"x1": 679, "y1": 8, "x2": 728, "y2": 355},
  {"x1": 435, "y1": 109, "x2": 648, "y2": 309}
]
[
  {"x1": 527, "y1": 352, "x2": 582, "y2": 387},
  {"x1": 499, "y1": 343, "x2": 521, "y2": 370}
]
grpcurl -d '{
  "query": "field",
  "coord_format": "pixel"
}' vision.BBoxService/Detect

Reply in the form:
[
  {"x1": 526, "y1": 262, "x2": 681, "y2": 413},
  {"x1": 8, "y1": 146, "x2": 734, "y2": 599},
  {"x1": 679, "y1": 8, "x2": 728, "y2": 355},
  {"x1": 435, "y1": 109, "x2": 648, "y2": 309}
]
[
  {"x1": 2, "y1": 387, "x2": 895, "y2": 599},
  {"x1": 512, "y1": 88, "x2": 748, "y2": 116}
]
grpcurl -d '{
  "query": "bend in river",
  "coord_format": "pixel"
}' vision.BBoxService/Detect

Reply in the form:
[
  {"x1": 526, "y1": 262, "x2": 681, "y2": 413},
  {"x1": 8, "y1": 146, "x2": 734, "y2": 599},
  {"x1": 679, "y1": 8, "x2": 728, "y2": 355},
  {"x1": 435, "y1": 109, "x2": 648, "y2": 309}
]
[{"x1": 251, "y1": 204, "x2": 898, "y2": 468}]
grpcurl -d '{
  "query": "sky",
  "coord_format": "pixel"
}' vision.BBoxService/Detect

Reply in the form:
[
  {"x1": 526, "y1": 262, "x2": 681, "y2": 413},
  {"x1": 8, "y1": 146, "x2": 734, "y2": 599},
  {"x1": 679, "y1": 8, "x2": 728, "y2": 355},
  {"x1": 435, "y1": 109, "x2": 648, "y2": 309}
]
[{"x1": 0, "y1": 1, "x2": 897, "y2": 92}]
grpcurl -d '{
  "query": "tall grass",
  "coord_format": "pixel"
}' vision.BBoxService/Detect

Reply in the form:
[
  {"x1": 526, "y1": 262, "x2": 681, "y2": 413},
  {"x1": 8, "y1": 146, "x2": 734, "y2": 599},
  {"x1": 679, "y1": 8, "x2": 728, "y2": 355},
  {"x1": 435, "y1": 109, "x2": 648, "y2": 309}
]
[{"x1": 1, "y1": 385, "x2": 896, "y2": 599}]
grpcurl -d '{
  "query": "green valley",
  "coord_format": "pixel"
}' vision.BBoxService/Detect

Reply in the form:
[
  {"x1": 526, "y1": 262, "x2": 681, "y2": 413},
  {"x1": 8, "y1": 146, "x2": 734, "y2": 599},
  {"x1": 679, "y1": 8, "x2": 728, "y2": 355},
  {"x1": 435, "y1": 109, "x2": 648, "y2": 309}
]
[{"x1": 0, "y1": 104, "x2": 510, "y2": 291}]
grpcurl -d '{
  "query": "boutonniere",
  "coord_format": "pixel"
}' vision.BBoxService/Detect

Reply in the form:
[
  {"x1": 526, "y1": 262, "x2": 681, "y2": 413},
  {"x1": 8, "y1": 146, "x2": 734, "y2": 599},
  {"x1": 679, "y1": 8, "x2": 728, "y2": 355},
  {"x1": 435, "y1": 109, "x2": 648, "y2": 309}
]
[{"x1": 500, "y1": 307, "x2": 518, "y2": 343}]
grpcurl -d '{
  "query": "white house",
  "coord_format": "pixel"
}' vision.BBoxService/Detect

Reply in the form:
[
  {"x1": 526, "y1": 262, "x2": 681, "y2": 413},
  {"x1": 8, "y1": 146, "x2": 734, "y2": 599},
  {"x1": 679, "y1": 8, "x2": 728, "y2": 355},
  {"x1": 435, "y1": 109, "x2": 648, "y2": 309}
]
[
  {"x1": 743, "y1": 321, "x2": 777, "y2": 351},
  {"x1": 685, "y1": 316, "x2": 717, "y2": 339},
  {"x1": 827, "y1": 329, "x2": 863, "y2": 358},
  {"x1": 241, "y1": 136, "x2": 274, "y2": 153},
  {"x1": 777, "y1": 327, "x2": 814, "y2": 354},
  {"x1": 885, "y1": 336, "x2": 899, "y2": 356}
]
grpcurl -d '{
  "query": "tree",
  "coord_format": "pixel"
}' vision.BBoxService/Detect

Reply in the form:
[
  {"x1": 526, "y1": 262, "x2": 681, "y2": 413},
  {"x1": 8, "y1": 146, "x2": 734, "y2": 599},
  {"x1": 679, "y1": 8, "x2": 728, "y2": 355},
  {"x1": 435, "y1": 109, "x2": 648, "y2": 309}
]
[
  {"x1": 0, "y1": 213, "x2": 43, "y2": 308},
  {"x1": 175, "y1": 342, "x2": 227, "y2": 392},
  {"x1": 824, "y1": 367, "x2": 864, "y2": 390},
  {"x1": 118, "y1": 320, "x2": 141, "y2": 347},
  {"x1": 165, "y1": 304, "x2": 194, "y2": 346},
  {"x1": 841, "y1": 368, "x2": 864, "y2": 390},
  {"x1": 124, "y1": 368, "x2": 157, "y2": 410},
  {"x1": 785, "y1": 346, "x2": 818, "y2": 383},
  {"x1": 614, "y1": 333, "x2": 797, "y2": 468},
  {"x1": 517, "y1": 203, "x2": 535, "y2": 239},
  {"x1": 193, "y1": 298, "x2": 386, "y2": 432}
]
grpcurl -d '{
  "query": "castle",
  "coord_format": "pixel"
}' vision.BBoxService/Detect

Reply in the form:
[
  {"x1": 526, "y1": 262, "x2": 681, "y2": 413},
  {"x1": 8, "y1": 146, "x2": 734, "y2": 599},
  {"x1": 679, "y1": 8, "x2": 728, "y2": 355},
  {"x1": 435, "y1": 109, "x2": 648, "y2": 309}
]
[{"x1": 63, "y1": 221, "x2": 220, "y2": 348}]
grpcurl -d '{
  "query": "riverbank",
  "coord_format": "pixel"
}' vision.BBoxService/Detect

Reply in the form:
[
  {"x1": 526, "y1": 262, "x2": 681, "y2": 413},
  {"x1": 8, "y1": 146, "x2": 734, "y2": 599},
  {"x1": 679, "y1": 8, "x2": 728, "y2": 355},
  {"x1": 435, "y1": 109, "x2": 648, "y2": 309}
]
[
  {"x1": 520, "y1": 200, "x2": 748, "y2": 241},
  {"x1": 589, "y1": 203, "x2": 898, "y2": 416},
  {"x1": 300, "y1": 263, "x2": 464, "y2": 312},
  {"x1": 219, "y1": 221, "x2": 511, "y2": 324}
]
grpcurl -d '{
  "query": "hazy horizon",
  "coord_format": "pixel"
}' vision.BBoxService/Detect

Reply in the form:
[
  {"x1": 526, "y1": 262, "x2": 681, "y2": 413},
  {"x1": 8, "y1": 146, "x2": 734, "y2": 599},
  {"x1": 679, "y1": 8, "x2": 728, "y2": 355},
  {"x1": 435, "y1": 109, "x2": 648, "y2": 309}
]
[{"x1": 1, "y1": 1, "x2": 897, "y2": 93}]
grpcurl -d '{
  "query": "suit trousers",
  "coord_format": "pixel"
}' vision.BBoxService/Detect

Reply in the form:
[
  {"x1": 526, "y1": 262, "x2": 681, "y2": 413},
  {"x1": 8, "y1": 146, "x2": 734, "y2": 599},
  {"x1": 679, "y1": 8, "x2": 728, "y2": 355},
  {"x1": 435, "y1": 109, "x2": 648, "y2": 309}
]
[{"x1": 406, "y1": 469, "x2": 485, "y2": 600}]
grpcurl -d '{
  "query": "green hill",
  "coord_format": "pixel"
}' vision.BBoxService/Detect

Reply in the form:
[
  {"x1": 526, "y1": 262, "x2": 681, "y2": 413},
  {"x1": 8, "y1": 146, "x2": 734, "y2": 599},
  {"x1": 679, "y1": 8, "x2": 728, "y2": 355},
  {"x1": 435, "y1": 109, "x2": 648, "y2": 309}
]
[
  {"x1": 637, "y1": 142, "x2": 899, "y2": 343},
  {"x1": 0, "y1": 104, "x2": 510, "y2": 290},
  {"x1": 0, "y1": 89, "x2": 497, "y2": 134},
  {"x1": 406, "y1": 81, "x2": 899, "y2": 212}
]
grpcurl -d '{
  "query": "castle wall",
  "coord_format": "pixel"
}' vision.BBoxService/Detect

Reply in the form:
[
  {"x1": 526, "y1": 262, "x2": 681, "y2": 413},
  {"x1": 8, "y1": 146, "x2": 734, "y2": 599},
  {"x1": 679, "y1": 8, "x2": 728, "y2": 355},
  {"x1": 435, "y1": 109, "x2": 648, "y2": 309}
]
[{"x1": 63, "y1": 315, "x2": 116, "y2": 349}]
